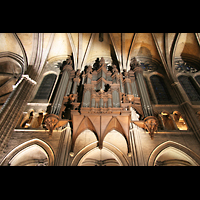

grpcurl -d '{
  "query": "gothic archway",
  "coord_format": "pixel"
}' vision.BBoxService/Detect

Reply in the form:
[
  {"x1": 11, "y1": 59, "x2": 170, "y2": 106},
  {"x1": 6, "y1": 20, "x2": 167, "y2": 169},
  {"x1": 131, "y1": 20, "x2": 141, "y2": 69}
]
[
  {"x1": 147, "y1": 141, "x2": 200, "y2": 166},
  {"x1": 71, "y1": 141, "x2": 129, "y2": 166},
  {"x1": 100, "y1": 117, "x2": 131, "y2": 152},
  {"x1": 0, "y1": 139, "x2": 54, "y2": 166}
]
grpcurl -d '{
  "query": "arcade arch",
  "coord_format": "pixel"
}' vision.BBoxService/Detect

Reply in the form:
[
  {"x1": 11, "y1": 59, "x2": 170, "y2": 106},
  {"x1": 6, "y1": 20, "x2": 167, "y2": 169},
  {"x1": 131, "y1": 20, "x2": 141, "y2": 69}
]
[
  {"x1": 148, "y1": 141, "x2": 200, "y2": 166},
  {"x1": 0, "y1": 139, "x2": 54, "y2": 166}
]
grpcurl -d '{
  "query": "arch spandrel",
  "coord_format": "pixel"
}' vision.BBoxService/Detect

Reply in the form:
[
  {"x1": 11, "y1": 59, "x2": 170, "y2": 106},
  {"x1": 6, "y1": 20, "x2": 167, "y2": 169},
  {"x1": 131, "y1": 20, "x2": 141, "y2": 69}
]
[{"x1": 71, "y1": 116, "x2": 99, "y2": 151}]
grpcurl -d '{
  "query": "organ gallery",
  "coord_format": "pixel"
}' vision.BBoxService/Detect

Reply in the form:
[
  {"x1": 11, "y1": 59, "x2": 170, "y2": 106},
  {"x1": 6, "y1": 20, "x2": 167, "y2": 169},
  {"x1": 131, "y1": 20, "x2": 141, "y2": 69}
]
[{"x1": 1, "y1": 33, "x2": 200, "y2": 166}]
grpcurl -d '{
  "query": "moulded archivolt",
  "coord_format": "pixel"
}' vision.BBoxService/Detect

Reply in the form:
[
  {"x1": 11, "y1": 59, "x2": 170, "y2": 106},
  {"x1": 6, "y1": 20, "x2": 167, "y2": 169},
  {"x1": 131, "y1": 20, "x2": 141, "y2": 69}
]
[
  {"x1": 147, "y1": 141, "x2": 200, "y2": 166},
  {"x1": 0, "y1": 139, "x2": 54, "y2": 166}
]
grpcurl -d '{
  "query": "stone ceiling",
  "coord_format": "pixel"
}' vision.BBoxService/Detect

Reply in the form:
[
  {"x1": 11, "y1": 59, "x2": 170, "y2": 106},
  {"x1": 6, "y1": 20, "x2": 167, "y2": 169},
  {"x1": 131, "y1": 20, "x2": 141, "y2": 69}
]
[{"x1": 0, "y1": 33, "x2": 200, "y2": 108}]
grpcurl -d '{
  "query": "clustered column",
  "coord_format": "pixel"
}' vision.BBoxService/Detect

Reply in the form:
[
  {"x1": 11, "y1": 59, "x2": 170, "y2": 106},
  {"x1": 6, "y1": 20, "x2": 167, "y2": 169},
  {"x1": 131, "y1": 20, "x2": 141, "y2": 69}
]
[
  {"x1": 134, "y1": 67, "x2": 153, "y2": 117},
  {"x1": 51, "y1": 58, "x2": 73, "y2": 116},
  {"x1": 0, "y1": 75, "x2": 36, "y2": 151}
]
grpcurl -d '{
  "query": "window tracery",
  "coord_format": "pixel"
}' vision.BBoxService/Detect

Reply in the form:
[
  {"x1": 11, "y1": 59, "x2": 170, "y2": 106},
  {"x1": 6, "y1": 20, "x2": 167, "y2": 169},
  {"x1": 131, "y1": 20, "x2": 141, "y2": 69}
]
[
  {"x1": 175, "y1": 60, "x2": 198, "y2": 73},
  {"x1": 150, "y1": 75, "x2": 172, "y2": 104},
  {"x1": 178, "y1": 75, "x2": 200, "y2": 102}
]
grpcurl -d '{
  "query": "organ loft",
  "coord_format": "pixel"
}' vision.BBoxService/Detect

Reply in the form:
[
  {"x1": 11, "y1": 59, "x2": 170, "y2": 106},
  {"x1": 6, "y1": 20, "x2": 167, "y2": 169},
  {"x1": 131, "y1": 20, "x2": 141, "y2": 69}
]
[{"x1": 1, "y1": 33, "x2": 200, "y2": 166}]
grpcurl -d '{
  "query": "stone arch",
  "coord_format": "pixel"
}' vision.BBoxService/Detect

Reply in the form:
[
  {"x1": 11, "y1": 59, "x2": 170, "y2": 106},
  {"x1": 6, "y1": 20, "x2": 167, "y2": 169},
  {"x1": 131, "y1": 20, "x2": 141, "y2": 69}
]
[
  {"x1": 0, "y1": 57, "x2": 24, "y2": 110},
  {"x1": 71, "y1": 141, "x2": 129, "y2": 166},
  {"x1": 0, "y1": 139, "x2": 54, "y2": 166},
  {"x1": 160, "y1": 111, "x2": 176, "y2": 130},
  {"x1": 100, "y1": 117, "x2": 131, "y2": 152},
  {"x1": 172, "y1": 111, "x2": 188, "y2": 130},
  {"x1": 104, "y1": 130, "x2": 128, "y2": 155},
  {"x1": 34, "y1": 73, "x2": 57, "y2": 102},
  {"x1": 71, "y1": 116, "x2": 99, "y2": 151},
  {"x1": 148, "y1": 141, "x2": 200, "y2": 166},
  {"x1": 20, "y1": 109, "x2": 34, "y2": 128},
  {"x1": 73, "y1": 129, "x2": 98, "y2": 156}
]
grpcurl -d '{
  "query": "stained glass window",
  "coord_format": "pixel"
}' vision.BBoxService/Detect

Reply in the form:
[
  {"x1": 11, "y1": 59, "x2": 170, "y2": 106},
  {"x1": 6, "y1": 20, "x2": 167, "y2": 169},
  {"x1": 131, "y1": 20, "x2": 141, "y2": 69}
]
[
  {"x1": 195, "y1": 75, "x2": 200, "y2": 86},
  {"x1": 34, "y1": 74, "x2": 57, "y2": 100},
  {"x1": 178, "y1": 75, "x2": 200, "y2": 102},
  {"x1": 150, "y1": 75, "x2": 172, "y2": 104}
]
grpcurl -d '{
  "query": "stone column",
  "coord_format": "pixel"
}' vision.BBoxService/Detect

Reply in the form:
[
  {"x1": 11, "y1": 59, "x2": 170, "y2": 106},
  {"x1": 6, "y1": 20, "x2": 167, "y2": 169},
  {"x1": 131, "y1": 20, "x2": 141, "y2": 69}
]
[
  {"x1": 54, "y1": 123, "x2": 72, "y2": 166},
  {"x1": 130, "y1": 58, "x2": 158, "y2": 139},
  {"x1": 134, "y1": 67, "x2": 153, "y2": 117},
  {"x1": 51, "y1": 58, "x2": 73, "y2": 116},
  {"x1": 0, "y1": 75, "x2": 36, "y2": 151}
]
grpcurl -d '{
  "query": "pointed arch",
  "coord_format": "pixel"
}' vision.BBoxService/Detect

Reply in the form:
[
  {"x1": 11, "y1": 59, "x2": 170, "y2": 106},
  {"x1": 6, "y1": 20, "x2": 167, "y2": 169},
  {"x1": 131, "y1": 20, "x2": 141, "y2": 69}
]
[
  {"x1": 70, "y1": 141, "x2": 130, "y2": 166},
  {"x1": 148, "y1": 141, "x2": 200, "y2": 166},
  {"x1": 126, "y1": 33, "x2": 137, "y2": 71},
  {"x1": 109, "y1": 33, "x2": 122, "y2": 69},
  {"x1": 13, "y1": 33, "x2": 28, "y2": 73},
  {"x1": 83, "y1": 33, "x2": 118, "y2": 70},
  {"x1": 100, "y1": 117, "x2": 131, "y2": 152},
  {"x1": 129, "y1": 33, "x2": 162, "y2": 63},
  {"x1": 167, "y1": 33, "x2": 180, "y2": 68},
  {"x1": 0, "y1": 139, "x2": 54, "y2": 166},
  {"x1": 172, "y1": 33, "x2": 200, "y2": 79},
  {"x1": 152, "y1": 33, "x2": 173, "y2": 82},
  {"x1": 72, "y1": 116, "x2": 99, "y2": 150},
  {"x1": 67, "y1": 33, "x2": 77, "y2": 70},
  {"x1": 103, "y1": 117, "x2": 126, "y2": 139},
  {"x1": 80, "y1": 33, "x2": 96, "y2": 71},
  {"x1": 173, "y1": 111, "x2": 188, "y2": 130}
]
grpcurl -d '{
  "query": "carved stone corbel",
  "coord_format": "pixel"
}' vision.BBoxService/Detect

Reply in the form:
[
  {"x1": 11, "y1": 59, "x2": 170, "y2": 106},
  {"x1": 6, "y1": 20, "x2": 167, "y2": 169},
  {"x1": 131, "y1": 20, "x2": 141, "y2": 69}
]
[
  {"x1": 132, "y1": 116, "x2": 158, "y2": 139},
  {"x1": 144, "y1": 116, "x2": 158, "y2": 139},
  {"x1": 44, "y1": 114, "x2": 68, "y2": 137}
]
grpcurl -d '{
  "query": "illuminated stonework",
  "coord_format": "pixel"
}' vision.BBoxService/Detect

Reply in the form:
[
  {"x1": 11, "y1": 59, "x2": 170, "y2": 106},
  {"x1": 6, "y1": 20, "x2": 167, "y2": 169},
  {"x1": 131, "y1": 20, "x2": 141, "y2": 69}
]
[{"x1": 1, "y1": 33, "x2": 200, "y2": 166}]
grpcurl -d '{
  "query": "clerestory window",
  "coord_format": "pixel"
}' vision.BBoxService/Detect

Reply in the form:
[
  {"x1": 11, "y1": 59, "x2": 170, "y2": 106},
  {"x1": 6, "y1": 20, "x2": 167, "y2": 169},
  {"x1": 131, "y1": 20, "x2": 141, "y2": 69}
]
[
  {"x1": 150, "y1": 75, "x2": 172, "y2": 104},
  {"x1": 178, "y1": 75, "x2": 200, "y2": 102}
]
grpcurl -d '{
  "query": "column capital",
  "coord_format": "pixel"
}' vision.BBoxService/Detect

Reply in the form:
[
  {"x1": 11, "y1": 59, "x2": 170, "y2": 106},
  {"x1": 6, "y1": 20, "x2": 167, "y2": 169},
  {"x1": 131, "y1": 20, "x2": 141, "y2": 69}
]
[
  {"x1": 133, "y1": 66, "x2": 143, "y2": 74},
  {"x1": 13, "y1": 75, "x2": 37, "y2": 90}
]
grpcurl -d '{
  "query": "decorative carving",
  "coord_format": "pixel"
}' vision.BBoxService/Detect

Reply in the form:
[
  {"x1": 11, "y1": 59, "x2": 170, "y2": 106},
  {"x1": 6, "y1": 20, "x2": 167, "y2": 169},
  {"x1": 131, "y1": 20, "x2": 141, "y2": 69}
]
[
  {"x1": 130, "y1": 57, "x2": 139, "y2": 69},
  {"x1": 86, "y1": 65, "x2": 93, "y2": 74},
  {"x1": 69, "y1": 93, "x2": 78, "y2": 102},
  {"x1": 144, "y1": 116, "x2": 158, "y2": 139},
  {"x1": 127, "y1": 94, "x2": 134, "y2": 102},
  {"x1": 112, "y1": 64, "x2": 119, "y2": 74},
  {"x1": 44, "y1": 114, "x2": 68, "y2": 137},
  {"x1": 75, "y1": 69, "x2": 81, "y2": 77},
  {"x1": 175, "y1": 60, "x2": 198, "y2": 73},
  {"x1": 63, "y1": 57, "x2": 73, "y2": 71},
  {"x1": 100, "y1": 57, "x2": 105, "y2": 65},
  {"x1": 123, "y1": 69, "x2": 128, "y2": 78},
  {"x1": 132, "y1": 116, "x2": 158, "y2": 139}
]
